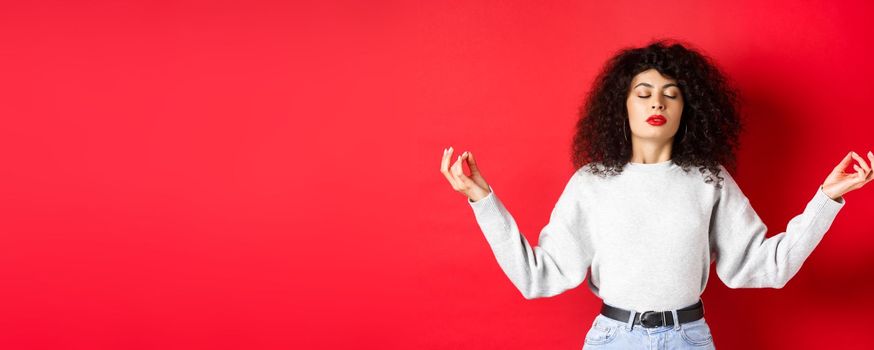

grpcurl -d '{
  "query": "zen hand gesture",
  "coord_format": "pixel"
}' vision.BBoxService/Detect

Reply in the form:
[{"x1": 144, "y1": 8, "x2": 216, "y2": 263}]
[
  {"x1": 440, "y1": 146, "x2": 491, "y2": 202},
  {"x1": 821, "y1": 151, "x2": 874, "y2": 200}
]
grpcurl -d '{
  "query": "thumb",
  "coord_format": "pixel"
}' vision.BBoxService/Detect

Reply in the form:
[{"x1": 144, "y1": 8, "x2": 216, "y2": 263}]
[
  {"x1": 451, "y1": 155, "x2": 473, "y2": 184},
  {"x1": 453, "y1": 167, "x2": 477, "y2": 189},
  {"x1": 466, "y1": 151, "x2": 482, "y2": 175},
  {"x1": 834, "y1": 151, "x2": 854, "y2": 172}
]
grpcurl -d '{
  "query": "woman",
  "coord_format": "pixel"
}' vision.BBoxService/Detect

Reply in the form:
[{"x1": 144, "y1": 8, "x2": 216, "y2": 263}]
[{"x1": 438, "y1": 39, "x2": 873, "y2": 349}]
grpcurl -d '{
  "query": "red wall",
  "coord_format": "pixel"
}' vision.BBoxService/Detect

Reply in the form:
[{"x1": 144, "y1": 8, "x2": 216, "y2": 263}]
[{"x1": 1, "y1": 0, "x2": 873, "y2": 349}]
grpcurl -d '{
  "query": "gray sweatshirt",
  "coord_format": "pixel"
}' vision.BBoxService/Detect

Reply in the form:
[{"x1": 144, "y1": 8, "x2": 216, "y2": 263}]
[{"x1": 467, "y1": 159, "x2": 846, "y2": 312}]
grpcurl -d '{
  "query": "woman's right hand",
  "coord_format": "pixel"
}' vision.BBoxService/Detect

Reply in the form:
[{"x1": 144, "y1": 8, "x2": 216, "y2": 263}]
[{"x1": 440, "y1": 146, "x2": 491, "y2": 202}]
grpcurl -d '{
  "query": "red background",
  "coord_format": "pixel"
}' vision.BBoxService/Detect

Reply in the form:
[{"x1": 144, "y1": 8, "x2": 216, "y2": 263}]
[{"x1": 1, "y1": 0, "x2": 873, "y2": 349}]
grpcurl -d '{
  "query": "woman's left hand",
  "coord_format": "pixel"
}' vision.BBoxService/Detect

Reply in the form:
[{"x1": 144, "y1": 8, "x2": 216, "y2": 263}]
[{"x1": 821, "y1": 151, "x2": 874, "y2": 200}]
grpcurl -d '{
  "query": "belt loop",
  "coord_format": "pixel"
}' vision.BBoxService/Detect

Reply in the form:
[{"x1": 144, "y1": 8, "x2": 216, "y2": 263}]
[
  {"x1": 626, "y1": 310, "x2": 635, "y2": 331},
  {"x1": 671, "y1": 309, "x2": 680, "y2": 330}
]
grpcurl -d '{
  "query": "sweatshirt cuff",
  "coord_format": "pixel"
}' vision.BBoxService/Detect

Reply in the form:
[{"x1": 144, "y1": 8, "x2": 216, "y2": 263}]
[
  {"x1": 814, "y1": 184, "x2": 846, "y2": 217},
  {"x1": 467, "y1": 188, "x2": 512, "y2": 245}
]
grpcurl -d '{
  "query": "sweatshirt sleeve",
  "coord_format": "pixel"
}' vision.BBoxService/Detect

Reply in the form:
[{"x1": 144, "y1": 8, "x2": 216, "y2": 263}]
[
  {"x1": 467, "y1": 171, "x2": 593, "y2": 299},
  {"x1": 709, "y1": 166, "x2": 846, "y2": 289}
]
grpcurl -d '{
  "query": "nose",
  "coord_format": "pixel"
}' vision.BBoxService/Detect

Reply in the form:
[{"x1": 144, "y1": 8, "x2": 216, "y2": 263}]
[{"x1": 651, "y1": 104, "x2": 665, "y2": 110}]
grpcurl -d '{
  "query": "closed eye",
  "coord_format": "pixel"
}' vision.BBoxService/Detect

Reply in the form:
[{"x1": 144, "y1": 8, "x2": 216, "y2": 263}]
[{"x1": 637, "y1": 95, "x2": 677, "y2": 99}]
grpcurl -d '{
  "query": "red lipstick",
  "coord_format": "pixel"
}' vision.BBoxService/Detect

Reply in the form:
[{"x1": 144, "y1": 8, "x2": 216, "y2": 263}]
[{"x1": 647, "y1": 114, "x2": 666, "y2": 126}]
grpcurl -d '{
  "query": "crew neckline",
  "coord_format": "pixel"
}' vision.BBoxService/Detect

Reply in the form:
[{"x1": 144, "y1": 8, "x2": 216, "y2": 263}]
[{"x1": 625, "y1": 159, "x2": 675, "y2": 171}]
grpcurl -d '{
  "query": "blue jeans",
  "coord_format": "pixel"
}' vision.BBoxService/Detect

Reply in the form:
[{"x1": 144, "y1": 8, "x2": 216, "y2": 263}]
[{"x1": 582, "y1": 311, "x2": 715, "y2": 349}]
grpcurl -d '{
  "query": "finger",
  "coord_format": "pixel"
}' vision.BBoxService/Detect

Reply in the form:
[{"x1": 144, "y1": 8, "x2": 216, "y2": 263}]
[
  {"x1": 451, "y1": 154, "x2": 473, "y2": 186},
  {"x1": 467, "y1": 151, "x2": 482, "y2": 175},
  {"x1": 867, "y1": 151, "x2": 874, "y2": 173},
  {"x1": 853, "y1": 164, "x2": 864, "y2": 179},
  {"x1": 866, "y1": 153, "x2": 874, "y2": 181},
  {"x1": 441, "y1": 146, "x2": 460, "y2": 189},
  {"x1": 834, "y1": 151, "x2": 853, "y2": 172},
  {"x1": 450, "y1": 154, "x2": 464, "y2": 182},
  {"x1": 851, "y1": 151, "x2": 871, "y2": 173},
  {"x1": 459, "y1": 151, "x2": 470, "y2": 174},
  {"x1": 867, "y1": 151, "x2": 874, "y2": 181}
]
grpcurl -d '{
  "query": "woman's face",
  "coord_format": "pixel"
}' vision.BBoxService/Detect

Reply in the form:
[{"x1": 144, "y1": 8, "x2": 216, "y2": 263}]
[{"x1": 626, "y1": 68, "x2": 684, "y2": 142}]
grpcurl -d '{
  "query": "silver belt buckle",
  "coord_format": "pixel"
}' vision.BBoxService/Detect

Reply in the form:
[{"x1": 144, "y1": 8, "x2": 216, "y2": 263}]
[{"x1": 638, "y1": 310, "x2": 664, "y2": 328}]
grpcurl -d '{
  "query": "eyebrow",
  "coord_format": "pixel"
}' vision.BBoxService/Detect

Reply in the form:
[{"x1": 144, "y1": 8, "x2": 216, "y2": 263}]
[{"x1": 634, "y1": 82, "x2": 678, "y2": 89}]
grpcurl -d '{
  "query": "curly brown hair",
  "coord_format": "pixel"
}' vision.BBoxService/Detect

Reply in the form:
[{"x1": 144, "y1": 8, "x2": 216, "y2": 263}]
[{"x1": 571, "y1": 38, "x2": 744, "y2": 188}]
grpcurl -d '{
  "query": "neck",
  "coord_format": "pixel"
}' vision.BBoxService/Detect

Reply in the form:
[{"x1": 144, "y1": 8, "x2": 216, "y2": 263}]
[{"x1": 629, "y1": 137, "x2": 673, "y2": 164}]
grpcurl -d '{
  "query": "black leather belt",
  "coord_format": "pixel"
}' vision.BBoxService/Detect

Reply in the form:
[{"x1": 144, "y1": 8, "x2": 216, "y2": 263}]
[{"x1": 600, "y1": 300, "x2": 704, "y2": 328}]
